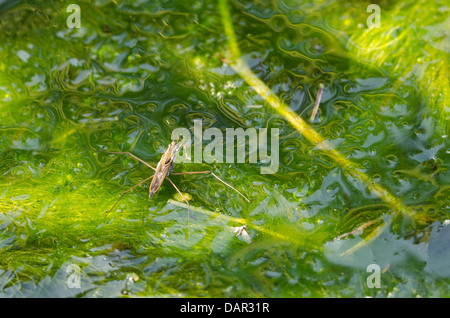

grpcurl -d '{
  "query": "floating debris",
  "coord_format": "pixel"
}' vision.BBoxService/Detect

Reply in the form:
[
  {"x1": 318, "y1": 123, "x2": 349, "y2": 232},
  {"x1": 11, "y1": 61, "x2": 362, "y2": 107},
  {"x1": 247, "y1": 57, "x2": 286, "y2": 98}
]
[
  {"x1": 335, "y1": 219, "x2": 378, "y2": 240},
  {"x1": 310, "y1": 83, "x2": 324, "y2": 122},
  {"x1": 226, "y1": 225, "x2": 252, "y2": 244}
]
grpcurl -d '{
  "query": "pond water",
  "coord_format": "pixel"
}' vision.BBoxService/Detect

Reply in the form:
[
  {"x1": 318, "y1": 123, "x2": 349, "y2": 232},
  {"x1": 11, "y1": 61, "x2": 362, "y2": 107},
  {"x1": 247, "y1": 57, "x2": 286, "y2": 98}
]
[{"x1": 0, "y1": 0, "x2": 449, "y2": 297}]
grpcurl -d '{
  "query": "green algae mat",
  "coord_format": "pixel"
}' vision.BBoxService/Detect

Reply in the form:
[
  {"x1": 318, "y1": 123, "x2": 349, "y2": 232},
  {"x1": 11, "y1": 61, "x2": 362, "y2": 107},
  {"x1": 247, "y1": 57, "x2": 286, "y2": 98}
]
[{"x1": 0, "y1": 0, "x2": 449, "y2": 297}]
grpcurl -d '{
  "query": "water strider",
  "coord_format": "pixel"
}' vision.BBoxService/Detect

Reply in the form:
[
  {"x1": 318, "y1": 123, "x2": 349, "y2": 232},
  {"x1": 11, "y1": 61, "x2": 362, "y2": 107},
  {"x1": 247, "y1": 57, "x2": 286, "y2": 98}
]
[{"x1": 83, "y1": 140, "x2": 250, "y2": 233}]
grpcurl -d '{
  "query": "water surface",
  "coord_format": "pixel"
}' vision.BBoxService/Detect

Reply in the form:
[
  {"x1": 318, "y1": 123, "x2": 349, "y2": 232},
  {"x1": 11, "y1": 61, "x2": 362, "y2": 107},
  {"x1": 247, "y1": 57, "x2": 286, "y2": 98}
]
[{"x1": 0, "y1": 0, "x2": 449, "y2": 297}]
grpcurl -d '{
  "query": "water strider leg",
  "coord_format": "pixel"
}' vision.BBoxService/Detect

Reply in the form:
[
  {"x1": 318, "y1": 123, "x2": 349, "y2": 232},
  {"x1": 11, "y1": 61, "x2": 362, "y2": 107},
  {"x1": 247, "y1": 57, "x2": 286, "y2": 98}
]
[
  {"x1": 170, "y1": 171, "x2": 250, "y2": 203},
  {"x1": 105, "y1": 175, "x2": 154, "y2": 215},
  {"x1": 166, "y1": 177, "x2": 191, "y2": 235},
  {"x1": 82, "y1": 147, "x2": 157, "y2": 171}
]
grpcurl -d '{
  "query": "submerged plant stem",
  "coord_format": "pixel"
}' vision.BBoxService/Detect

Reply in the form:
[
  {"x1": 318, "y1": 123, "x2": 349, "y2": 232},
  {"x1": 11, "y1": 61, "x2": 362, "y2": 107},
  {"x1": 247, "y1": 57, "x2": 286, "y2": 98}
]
[
  {"x1": 168, "y1": 199, "x2": 300, "y2": 244},
  {"x1": 218, "y1": 0, "x2": 412, "y2": 217}
]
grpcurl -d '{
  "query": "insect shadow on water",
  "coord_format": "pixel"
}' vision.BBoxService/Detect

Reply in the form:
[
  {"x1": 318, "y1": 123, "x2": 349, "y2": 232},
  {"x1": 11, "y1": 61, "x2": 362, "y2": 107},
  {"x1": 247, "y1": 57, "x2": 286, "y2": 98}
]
[{"x1": 82, "y1": 140, "x2": 250, "y2": 234}]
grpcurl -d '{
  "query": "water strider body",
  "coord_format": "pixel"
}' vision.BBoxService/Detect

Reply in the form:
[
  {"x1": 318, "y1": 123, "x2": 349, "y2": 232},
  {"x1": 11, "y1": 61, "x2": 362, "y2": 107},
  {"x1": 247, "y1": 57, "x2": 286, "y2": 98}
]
[{"x1": 148, "y1": 140, "x2": 183, "y2": 198}]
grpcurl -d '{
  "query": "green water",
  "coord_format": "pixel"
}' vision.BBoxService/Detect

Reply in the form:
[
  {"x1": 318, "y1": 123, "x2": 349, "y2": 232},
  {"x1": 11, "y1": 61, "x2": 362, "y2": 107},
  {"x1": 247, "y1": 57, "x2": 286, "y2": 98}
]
[{"x1": 0, "y1": 0, "x2": 449, "y2": 297}]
